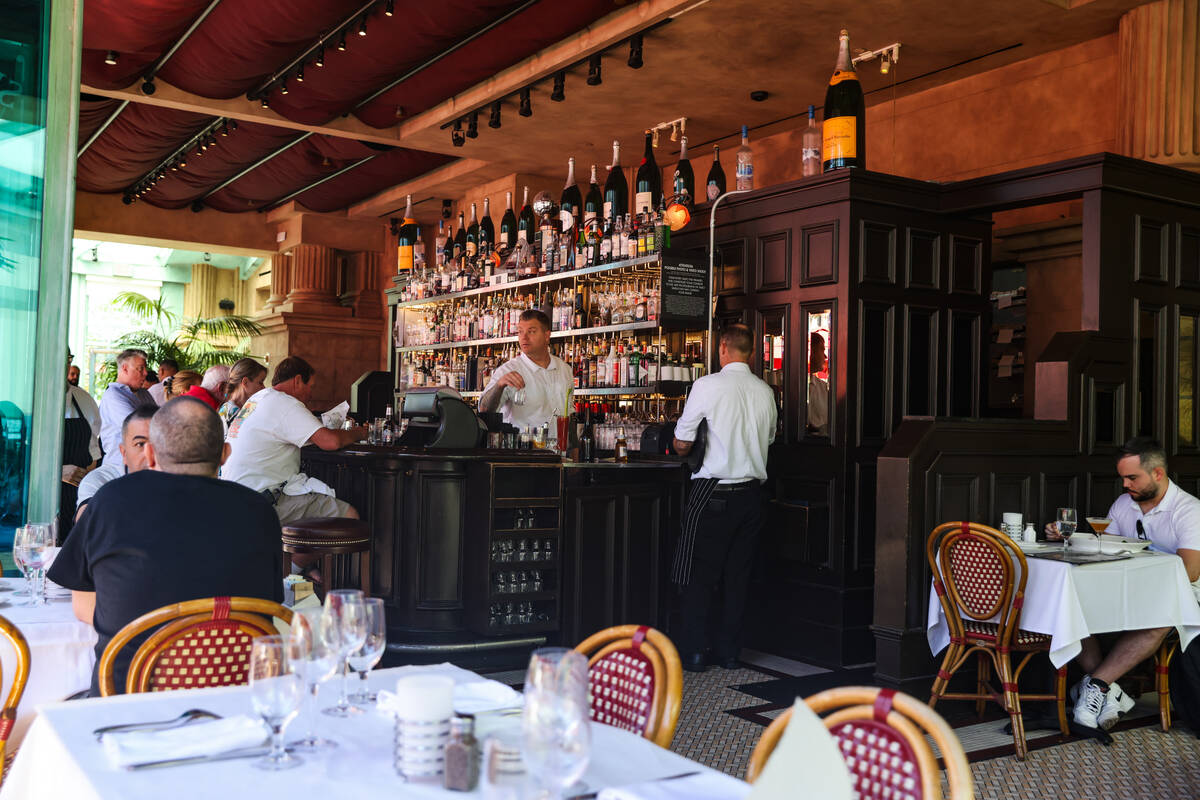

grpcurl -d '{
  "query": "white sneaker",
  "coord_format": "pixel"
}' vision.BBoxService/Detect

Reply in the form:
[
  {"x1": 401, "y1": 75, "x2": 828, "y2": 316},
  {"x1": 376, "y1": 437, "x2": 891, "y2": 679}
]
[
  {"x1": 1072, "y1": 676, "x2": 1106, "y2": 728},
  {"x1": 1097, "y1": 681, "x2": 1136, "y2": 730}
]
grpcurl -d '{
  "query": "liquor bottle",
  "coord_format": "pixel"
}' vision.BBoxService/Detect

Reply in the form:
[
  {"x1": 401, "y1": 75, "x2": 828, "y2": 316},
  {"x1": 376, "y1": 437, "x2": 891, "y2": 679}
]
[
  {"x1": 672, "y1": 137, "x2": 695, "y2": 203},
  {"x1": 499, "y1": 191, "x2": 517, "y2": 250},
  {"x1": 614, "y1": 427, "x2": 629, "y2": 463},
  {"x1": 585, "y1": 164, "x2": 602, "y2": 229},
  {"x1": 466, "y1": 203, "x2": 479, "y2": 257},
  {"x1": 454, "y1": 212, "x2": 467, "y2": 260},
  {"x1": 600, "y1": 216, "x2": 613, "y2": 264},
  {"x1": 603, "y1": 140, "x2": 628, "y2": 223},
  {"x1": 413, "y1": 225, "x2": 426, "y2": 271},
  {"x1": 436, "y1": 218, "x2": 448, "y2": 267},
  {"x1": 480, "y1": 197, "x2": 495, "y2": 252},
  {"x1": 517, "y1": 185, "x2": 535, "y2": 245},
  {"x1": 579, "y1": 406, "x2": 595, "y2": 463},
  {"x1": 397, "y1": 194, "x2": 417, "y2": 273},
  {"x1": 442, "y1": 219, "x2": 455, "y2": 273},
  {"x1": 823, "y1": 29, "x2": 866, "y2": 171},
  {"x1": 735, "y1": 125, "x2": 754, "y2": 191},
  {"x1": 706, "y1": 145, "x2": 726, "y2": 201},
  {"x1": 802, "y1": 105, "x2": 822, "y2": 177},
  {"x1": 560, "y1": 157, "x2": 583, "y2": 234},
  {"x1": 634, "y1": 131, "x2": 662, "y2": 215}
]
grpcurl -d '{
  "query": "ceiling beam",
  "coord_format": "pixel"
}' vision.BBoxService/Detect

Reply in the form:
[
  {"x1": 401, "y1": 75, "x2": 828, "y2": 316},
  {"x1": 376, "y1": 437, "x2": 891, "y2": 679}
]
[{"x1": 347, "y1": 157, "x2": 497, "y2": 218}]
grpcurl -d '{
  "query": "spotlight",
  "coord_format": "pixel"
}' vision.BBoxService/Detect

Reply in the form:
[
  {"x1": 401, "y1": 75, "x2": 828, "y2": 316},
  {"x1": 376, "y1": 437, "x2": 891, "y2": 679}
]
[
  {"x1": 208, "y1": 134, "x2": 217, "y2": 148},
  {"x1": 358, "y1": 17, "x2": 367, "y2": 36},
  {"x1": 200, "y1": 138, "x2": 208, "y2": 152},
  {"x1": 385, "y1": 0, "x2": 394, "y2": 16},
  {"x1": 519, "y1": 88, "x2": 532, "y2": 117},
  {"x1": 170, "y1": 162, "x2": 179, "y2": 171},
  {"x1": 628, "y1": 34, "x2": 643, "y2": 69},
  {"x1": 337, "y1": 34, "x2": 347, "y2": 51},
  {"x1": 880, "y1": 53, "x2": 891, "y2": 75},
  {"x1": 279, "y1": 79, "x2": 288, "y2": 95},
  {"x1": 466, "y1": 111, "x2": 479, "y2": 139},
  {"x1": 229, "y1": 119, "x2": 238, "y2": 131},
  {"x1": 141, "y1": 80, "x2": 156, "y2": 95},
  {"x1": 104, "y1": 50, "x2": 118, "y2": 65},
  {"x1": 296, "y1": 66, "x2": 304, "y2": 82},
  {"x1": 442, "y1": 199, "x2": 452, "y2": 219},
  {"x1": 261, "y1": 96, "x2": 269, "y2": 108},
  {"x1": 670, "y1": 122, "x2": 678, "y2": 142},
  {"x1": 315, "y1": 47, "x2": 325, "y2": 67},
  {"x1": 551, "y1": 71, "x2": 565, "y2": 102},
  {"x1": 587, "y1": 53, "x2": 602, "y2": 86},
  {"x1": 451, "y1": 119, "x2": 465, "y2": 147},
  {"x1": 488, "y1": 101, "x2": 501, "y2": 129},
  {"x1": 179, "y1": 155, "x2": 187, "y2": 167},
  {"x1": 122, "y1": 194, "x2": 133, "y2": 205},
  {"x1": 220, "y1": 121, "x2": 230, "y2": 136}
]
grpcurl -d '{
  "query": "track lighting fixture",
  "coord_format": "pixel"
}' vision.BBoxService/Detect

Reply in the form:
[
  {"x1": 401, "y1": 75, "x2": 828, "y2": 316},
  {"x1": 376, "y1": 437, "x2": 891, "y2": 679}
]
[
  {"x1": 385, "y1": 0, "x2": 394, "y2": 15},
  {"x1": 519, "y1": 88, "x2": 532, "y2": 117},
  {"x1": 466, "y1": 111, "x2": 479, "y2": 139},
  {"x1": 628, "y1": 34, "x2": 644, "y2": 69},
  {"x1": 179, "y1": 155, "x2": 187, "y2": 167},
  {"x1": 337, "y1": 35, "x2": 347, "y2": 51},
  {"x1": 229, "y1": 120, "x2": 238, "y2": 131},
  {"x1": 451, "y1": 119, "x2": 465, "y2": 147},
  {"x1": 488, "y1": 101, "x2": 502, "y2": 129},
  {"x1": 551, "y1": 71, "x2": 565, "y2": 102},
  {"x1": 587, "y1": 53, "x2": 602, "y2": 86},
  {"x1": 315, "y1": 47, "x2": 325, "y2": 67},
  {"x1": 279, "y1": 79, "x2": 288, "y2": 95},
  {"x1": 296, "y1": 66, "x2": 304, "y2": 82},
  {"x1": 220, "y1": 121, "x2": 230, "y2": 136},
  {"x1": 358, "y1": 17, "x2": 367, "y2": 36},
  {"x1": 123, "y1": 194, "x2": 133, "y2": 205},
  {"x1": 170, "y1": 162, "x2": 179, "y2": 171},
  {"x1": 261, "y1": 97, "x2": 269, "y2": 108},
  {"x1": 104, "y1": 50, "x2": 118, "y2": 65}
]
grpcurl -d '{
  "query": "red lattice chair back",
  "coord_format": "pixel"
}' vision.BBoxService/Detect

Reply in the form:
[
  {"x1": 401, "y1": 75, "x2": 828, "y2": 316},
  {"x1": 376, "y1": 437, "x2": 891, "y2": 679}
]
[
  {"x1": 573, "y1": 625, "x2": 682, "y2": 748},
  {"x1": 746, "y1": 687, "x2": 974, "y2": 800},
  {"x1": 98, "y1": 597, "x2": 293, "y2": 697},
  {"x1": 0, "y1": 613, "x2": 30, "y2": 776},
  {"x1": 929, "y1": 522, "x2": 1025, "y2": 641}
]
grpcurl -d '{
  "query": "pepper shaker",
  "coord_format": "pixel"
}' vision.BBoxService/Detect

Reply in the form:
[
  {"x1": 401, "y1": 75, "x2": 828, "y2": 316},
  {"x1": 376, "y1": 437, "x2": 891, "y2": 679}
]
[{"x1": 443, "y1": 715, "x2": 479, "y2": 791}]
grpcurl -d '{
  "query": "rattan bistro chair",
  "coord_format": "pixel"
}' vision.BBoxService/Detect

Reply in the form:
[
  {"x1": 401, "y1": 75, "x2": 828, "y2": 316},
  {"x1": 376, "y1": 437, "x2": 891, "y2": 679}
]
[
  {"x1": 927, "y1": 521, "x2": 1067, "y2": 760},
  {"x1": 746, "y1": 686, "x2": 974, "y2": 800},
  {"x1": 573, "y1": 624, "x2": 683, "y2": 749},
  {"x1": 0, "y1": 614, "x2": 30, "y2": 782},
  {"x1": 98, "y1": 596, "x2": 293, "y2": 697}
]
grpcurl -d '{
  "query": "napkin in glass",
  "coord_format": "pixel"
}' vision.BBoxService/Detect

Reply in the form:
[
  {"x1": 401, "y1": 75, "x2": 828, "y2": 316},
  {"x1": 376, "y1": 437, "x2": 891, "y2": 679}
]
[
  {"x1": 597, "y1": 771, "x2": 750, "y2": 800},
  {"x1": 746, "y1": 698, "x2": 852, "y2": 800},
  {"x1": 101, "y1": 715, "x2": 269, "y2": 768},
  {"x1": 377, "y1": 678, "x2": 522, "y2": 716}
]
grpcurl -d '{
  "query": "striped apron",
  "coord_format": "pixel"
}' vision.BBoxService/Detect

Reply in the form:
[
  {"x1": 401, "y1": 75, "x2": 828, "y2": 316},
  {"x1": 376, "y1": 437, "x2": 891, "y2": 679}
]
[{"x1": 670, "y1": 477, "x2": 720, "y2": 586}]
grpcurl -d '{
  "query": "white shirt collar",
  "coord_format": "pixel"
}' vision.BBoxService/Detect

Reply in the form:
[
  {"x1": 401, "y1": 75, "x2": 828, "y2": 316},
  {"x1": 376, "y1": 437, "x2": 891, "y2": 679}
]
[
  {"x1": 520, "y1": 352, "x2": 556, "y2": 371},
  {"x1": 720, "y1": 362, "x2": 751, "y2": 374},
  {"x1": 1147, "y1": 480, "x2": 1179, "y2": 515}
]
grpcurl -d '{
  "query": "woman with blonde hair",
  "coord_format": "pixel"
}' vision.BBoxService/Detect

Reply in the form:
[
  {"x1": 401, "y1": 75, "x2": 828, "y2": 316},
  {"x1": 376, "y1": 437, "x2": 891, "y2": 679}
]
[
  {"x1": 162, "y1": 370, "x2": 202, "y2": 401},
  {"x1": 218, "y1": 358, "x2": 268, "y2": 425}
]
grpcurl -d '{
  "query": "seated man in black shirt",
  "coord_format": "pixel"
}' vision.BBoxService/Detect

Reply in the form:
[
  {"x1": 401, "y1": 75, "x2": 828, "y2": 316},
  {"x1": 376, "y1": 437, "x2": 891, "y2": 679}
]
[{"x1": 50, "y1": 396, "x2": 283, "y2": 696}]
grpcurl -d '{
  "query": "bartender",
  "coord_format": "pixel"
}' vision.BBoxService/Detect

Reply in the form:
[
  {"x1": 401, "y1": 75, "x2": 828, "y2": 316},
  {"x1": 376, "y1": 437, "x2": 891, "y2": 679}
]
[
  {"x1": 670, "y1": 324, "x2": 777, "y2": 673},
  {"x1": 479, "y1": 309, "x2": 573, "y2": 431}
]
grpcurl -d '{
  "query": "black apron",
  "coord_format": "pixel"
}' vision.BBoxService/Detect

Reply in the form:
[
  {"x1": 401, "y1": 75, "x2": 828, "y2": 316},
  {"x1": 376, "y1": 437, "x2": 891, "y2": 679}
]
[{"x1": 60, "y1": 392, "x2": 93, "y2": 542}]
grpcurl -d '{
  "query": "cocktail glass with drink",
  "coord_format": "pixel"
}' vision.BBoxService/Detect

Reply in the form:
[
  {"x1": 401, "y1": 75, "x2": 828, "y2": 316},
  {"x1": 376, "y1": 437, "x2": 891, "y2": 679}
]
[{"x1": 1086, "y1": 517, "x2": 1112, "y2": 555}]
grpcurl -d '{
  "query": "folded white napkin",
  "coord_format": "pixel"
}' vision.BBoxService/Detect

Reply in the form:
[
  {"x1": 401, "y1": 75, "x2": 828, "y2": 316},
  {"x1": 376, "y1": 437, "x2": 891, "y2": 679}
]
[
  {"x1": 101, "y1": 715, "x2": 269, "y2": 768},
  {"x1": 377, "y1": 678, "x2": 522, "y2": 716},
  {"x1": 598, "y1": 771, "x2": 750, "y2": 800},
  {"x1": 747, "y1": 699, "x2": 852, "y2": 800},
  {"x1": 281, "y1": 473, "x2": 335, "y2": 497}
]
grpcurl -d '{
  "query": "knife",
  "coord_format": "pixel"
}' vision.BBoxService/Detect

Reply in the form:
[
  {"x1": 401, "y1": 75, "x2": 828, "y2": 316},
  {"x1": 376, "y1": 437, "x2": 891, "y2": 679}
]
[
  {"x1": 124, "y1": 745, "x2": 277, "y2": 771},
  {"x1": 565, "y1": 770, "x2": 701, "y2": 800}
]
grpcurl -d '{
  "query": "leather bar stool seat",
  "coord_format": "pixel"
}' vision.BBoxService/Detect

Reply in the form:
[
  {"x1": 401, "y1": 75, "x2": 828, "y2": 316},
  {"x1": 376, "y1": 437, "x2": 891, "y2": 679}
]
[{"x1": 281, "y1": 517, "x2": 371, "y2": 597}]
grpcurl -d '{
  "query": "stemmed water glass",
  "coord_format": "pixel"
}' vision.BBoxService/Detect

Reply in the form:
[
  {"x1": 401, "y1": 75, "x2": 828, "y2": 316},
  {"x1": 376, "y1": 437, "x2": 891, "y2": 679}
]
[
  {"x1": 1057, "y1": 508, "x2": 1077, "y2": 555},
  {"x1": 348, "y1": 598, "x2": 387, "y2": 706},
  {"x1": 321, "y1": 589, "x2": 367, "y2": 717},
  {"x1": 286, "y1": 608, "x2": 338, "y2": 751},
  {"x1": 13, "y1": 524, "x2": 50, "y2": 606},
  {"x1": 248, "y1": 636, "x2": 304, "y2": 771},
  {"x1": 522, "y1": 647, "x2": 592, "y2": 799}
]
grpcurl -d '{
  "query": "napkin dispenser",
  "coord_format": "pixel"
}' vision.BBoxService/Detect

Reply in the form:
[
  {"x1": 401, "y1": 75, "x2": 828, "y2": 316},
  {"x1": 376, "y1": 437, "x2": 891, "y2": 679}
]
[{"x1": 398, "y1": 388, "x2": 486, "y2": 449}]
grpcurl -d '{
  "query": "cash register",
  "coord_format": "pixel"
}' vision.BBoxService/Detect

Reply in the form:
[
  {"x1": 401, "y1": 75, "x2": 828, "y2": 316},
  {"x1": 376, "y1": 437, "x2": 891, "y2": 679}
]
[{"x1": 396, "y1": 388, "x2": 488, "y2": 449}]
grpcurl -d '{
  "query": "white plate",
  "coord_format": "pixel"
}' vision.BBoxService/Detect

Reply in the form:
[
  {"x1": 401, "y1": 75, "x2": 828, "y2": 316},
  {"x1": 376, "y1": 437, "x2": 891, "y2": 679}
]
[{"x1": 1069, "y1": 537, "x2": 1150, "y2": 555}]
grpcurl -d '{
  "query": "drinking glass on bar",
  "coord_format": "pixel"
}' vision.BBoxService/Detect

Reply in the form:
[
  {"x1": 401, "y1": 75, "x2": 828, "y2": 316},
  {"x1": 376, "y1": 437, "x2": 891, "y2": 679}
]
[
  {"x1": 322, "y1": 589, "x2": 367, "y2": 717},
  {"x1": 556, "y1": 415, "x2": 570, "y2": 456},
  {"x1": 348, "y1": 598, "x2": 387, "y2": 705},
  {"x1": 1057, "y1": 508, "x2": 1077, "y2": 555}
]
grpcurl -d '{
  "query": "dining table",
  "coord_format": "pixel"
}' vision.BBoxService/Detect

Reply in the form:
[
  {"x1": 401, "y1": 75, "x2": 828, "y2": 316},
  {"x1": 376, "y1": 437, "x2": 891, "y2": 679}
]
[
  {"x1": 927, "y1": 539, "x2": 1200, "y2": 667},
  {"x1": 0, "y1": 576, "x2": 96, "y2": 747},
  {"x1": 0, "y1": 662, "x2": 741, "y2": 800}
]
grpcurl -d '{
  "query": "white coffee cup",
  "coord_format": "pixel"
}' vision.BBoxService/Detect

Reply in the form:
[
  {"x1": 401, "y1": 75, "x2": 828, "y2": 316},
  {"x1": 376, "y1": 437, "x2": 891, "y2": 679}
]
[{"x1": 1002, "y1": 512, "x2": 1023, "y2": 537}]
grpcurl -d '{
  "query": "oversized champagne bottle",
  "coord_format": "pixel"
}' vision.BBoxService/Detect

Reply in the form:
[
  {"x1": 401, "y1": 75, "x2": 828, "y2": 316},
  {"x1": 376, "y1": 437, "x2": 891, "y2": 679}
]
[
  {"x1": 396, "y1": 194, "x2": 417, "y2": 273},
  {"x1": 634, "y1": 131, "x2": 662, "y2": 215},
  {"x1": 499, "y1": 191, "x2": 517, "y2": 250},
  {"x1": 822, "y1": 29, "x2": 865, "y2": 171},
  {"x1": 673, "y1": 136, "x2": 694, "y2": 202},
  {"x1": 603, "y1": 140, "x2": 628, "y2": 223}
]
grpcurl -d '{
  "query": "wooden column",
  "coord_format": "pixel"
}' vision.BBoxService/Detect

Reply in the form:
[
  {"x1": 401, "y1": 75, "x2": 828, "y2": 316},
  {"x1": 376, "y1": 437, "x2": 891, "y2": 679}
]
[
  {"x1": 341, "y1": 251, "x2": 384, "y2": 319},
  {"x1": 285, "y1": 243, "x2": 338, "y2": 305},
  {"x1": 265, "y1": 255, "x2": 289, "y2": 308},
  {"x1": 1118, "y1": 0, "x2": 1200, "y2": 170}
]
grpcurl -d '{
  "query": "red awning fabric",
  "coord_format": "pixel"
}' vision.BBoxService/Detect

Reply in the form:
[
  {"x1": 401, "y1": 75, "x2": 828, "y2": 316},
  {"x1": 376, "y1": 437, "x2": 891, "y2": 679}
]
[
  {"x1": 77, "y1": 95, "x2": 124, "y2": 147},
  {"x1": 76, "y1": 104, "x2": 211, "y2": 193},
  {"x1": 81, "y1": 0, "x2": 215, "y2": 90}
]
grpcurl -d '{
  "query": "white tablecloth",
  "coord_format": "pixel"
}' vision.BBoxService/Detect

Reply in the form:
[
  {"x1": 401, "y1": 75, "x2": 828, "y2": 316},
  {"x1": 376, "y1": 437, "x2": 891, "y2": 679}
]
[
  {"x1": 927, "y1": 548, "x2": 1200, "y2": 667},
  {"x1": 0, "y1": 663, "x2": 735, "y2": 800},
  {"x1": 0, "y1": 578, "x2": 96, "y2": 746}
]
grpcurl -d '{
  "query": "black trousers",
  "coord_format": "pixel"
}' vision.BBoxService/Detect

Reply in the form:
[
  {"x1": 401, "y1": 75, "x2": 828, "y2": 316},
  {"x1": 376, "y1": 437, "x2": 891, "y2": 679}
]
[{"x1": 678, "y1": 483, "x2": 765, "y2": 659}]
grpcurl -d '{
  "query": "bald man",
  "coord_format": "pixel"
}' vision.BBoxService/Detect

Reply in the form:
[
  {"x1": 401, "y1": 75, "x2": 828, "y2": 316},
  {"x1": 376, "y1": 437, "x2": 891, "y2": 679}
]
[{"x1": 49, "y1": 397, "x2": 283, "y2": 696}]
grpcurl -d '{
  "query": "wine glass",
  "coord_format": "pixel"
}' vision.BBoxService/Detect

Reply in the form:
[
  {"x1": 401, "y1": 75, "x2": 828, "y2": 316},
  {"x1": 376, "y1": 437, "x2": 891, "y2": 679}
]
[
  {"x1": 1057, "y1": 508, "x2": 1077, "y2": 555},
  {"x1": 10, "y1": 534, "x2": 29, "y2": 598},
  {"x1": 286, "y1": 608, "x2": 338, "y2": 751},
  {"x1": 321, "y1": 589, "x2": 367, "y2": 717},
  {"x1": 521, "y1": 648, "x2": 591, "y2": 799},
  {"x1": 348, "y1": 598, "x2": 387, "y2": 705},
  {"x1": 13, "y1": 524, "x2": 50, "y2": 606},
  {"x1": 248, "y1": 636, "x2": 304, "y2": 771}
]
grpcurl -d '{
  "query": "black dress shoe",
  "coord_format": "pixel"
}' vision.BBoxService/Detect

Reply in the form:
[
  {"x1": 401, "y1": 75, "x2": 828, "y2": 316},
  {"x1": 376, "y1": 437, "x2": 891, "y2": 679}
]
[
  {"x1": 716, "y1": 656, "x2": 740, "y2": 670},
  {"x1": 682, "y1": 653, "x2": 708, "y2": 673}
]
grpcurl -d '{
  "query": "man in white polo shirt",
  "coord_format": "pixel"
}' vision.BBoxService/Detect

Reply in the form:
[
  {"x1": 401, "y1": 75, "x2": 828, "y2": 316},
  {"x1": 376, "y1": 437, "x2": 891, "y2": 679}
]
[
  {"x1": 479, "y1": 309, "x2": 573, "y2": 432},
  {"x1": 1065, "y1": 437, "x2": 1200, "y2": 732}
]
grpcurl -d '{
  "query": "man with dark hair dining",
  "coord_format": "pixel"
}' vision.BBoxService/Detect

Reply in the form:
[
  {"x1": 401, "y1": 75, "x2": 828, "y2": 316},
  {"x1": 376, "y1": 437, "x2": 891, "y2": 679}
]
[
  {"x1": 1045, "y1": 437, "x2": 1200, "y2": 730},
  {"x1": 670, "y1": 324, "x2": 777, "y2": 672},
  {"x1": 48, "y1": 397, "x2": 283, "y2": 695},
  {"x1": 480, "y1": 309, "x2": 573, "y2": 431}
]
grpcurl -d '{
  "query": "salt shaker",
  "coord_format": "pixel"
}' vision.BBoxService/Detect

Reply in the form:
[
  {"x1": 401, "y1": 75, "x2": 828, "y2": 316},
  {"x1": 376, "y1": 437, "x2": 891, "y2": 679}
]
[
  {"x1": 1022, "y1": 523, "x2": 1038, "y2": 544},
  {"x1": 443, "y1": 715, "x2": 479, "y2": 791}
]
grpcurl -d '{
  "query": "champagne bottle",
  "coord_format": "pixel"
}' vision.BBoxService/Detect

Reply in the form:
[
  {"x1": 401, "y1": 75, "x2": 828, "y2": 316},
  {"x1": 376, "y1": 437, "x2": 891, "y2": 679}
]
[
  {"x1": 585, "y1": 164, "x2": 603, "y2": 228},
  {"x1": 517, "y1": 185, "x2": 535, "y2": 245},
  {"x1": 735, "y1": 126, "x2": 754, "y2": 191},
  {"x1": 603, "y1": 140, "x2": 628, "y2": 223},
  {"x1": 480, "y1": 196, "x2": 495, "y2": 251},
  {"x1": 672, "y1": 136, "x2": 695, "y2": 203},
  {"x1": 499, "y1": 191, "x2": 517, "y2": 250},
  {"x1": 454, "y1": 212, "x2": 467, "y2": 259},
  {"x1": 802, "y1": 105, "x2": 822, "y2": 177},
  {"x1": 634, "y1": 131, "x2": 662, "y2": 214},
  {"x1": 822, "y1": 29, "x2": 866, "y2": 171},
  {"x1": 397, "y1": 194, "x2": 417, "y2": 273},
  {"x1": 705, "y1": 145, "x2": 726, "y2": 201},
  {"x1": 466, "y1": 203, "x2": 479, "y2": 257},
  {"x1": 559, "y1": 157, "x2": 582, "y2": 234}
]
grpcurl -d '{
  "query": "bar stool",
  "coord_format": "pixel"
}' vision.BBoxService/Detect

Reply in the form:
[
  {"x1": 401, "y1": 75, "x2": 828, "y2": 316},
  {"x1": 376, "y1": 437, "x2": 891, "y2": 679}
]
[{"x1": 281, "y1": 517, "x2": 371, "y2": 598}]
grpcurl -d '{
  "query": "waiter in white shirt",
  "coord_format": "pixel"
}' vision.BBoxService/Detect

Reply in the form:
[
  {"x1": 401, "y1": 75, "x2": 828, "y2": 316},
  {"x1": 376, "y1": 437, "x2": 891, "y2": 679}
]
[
  {"x1": 671, "y1": 324, "x2": 777, "y2": 672},
  {"x1": 480, "y1": 309, "x2": 573, "y2": 432}
]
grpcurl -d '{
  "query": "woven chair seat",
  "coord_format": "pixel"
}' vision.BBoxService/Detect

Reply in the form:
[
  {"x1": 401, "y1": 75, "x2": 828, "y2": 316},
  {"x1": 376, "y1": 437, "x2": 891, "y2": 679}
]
[
  {"x1": 960, "y1": 620, "x2": 1052, "y2": 648},
  {"x1": 281, "y1": 517, "x2": 370, "y2": 549}
]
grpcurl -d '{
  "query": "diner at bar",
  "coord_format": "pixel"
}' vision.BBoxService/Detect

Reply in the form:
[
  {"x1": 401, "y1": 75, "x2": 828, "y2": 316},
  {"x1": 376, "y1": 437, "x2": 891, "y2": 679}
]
[{"x1": 5, "y1": 0, "x2": 1200, "y2": 796}]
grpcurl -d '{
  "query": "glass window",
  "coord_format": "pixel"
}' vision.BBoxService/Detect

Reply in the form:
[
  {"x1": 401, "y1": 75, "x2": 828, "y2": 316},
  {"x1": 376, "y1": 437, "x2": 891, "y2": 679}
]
[
  {"x1": 1182, "y1": 314, "x2": 1196, "y2": 448},
  {"x1": 758, "y1": 307, "x2": 786, "y2": 439},
  {"x1": 805, "y1": 306, "x2": 833, "y2": 438}
]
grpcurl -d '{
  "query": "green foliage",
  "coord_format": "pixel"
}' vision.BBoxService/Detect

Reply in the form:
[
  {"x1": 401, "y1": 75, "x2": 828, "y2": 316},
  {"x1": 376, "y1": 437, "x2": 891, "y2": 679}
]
[{"x1": 95, "y1": 291, "x2": 263, "y2": 387}]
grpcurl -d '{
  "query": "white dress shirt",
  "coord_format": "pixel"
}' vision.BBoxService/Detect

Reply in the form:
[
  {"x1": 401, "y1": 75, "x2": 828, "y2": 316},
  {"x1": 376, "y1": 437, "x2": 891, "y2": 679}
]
[
  {"x1": 1107, "y1": 480, "x2": 1200, "y2": 599},
  {"x1": 484, "y1": 352, "x2": 574, "y2": 430},
  {"x1": 674, "y1": 361, "x2": 777, "y2": 483}
]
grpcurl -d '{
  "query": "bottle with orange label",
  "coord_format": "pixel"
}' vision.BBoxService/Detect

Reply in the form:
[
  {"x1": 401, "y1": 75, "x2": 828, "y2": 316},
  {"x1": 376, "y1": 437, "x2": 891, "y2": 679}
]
[
  {"x1": 396, "y1": 194, "x2": 418, "y2": 273},
  {"x1": 822, "y1": 29, "x2": 865, "y2": 171}
]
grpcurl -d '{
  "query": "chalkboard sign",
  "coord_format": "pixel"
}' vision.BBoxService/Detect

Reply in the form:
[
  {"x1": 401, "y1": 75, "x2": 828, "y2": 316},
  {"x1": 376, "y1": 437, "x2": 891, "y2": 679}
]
[{"x1": 660, "y1": 255, "x2": 710, "y2": 330}]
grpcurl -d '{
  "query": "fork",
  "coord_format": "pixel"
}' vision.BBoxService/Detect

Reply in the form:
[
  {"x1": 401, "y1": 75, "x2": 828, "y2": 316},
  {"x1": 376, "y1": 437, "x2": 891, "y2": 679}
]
[{"x1": 93, "y1": 709, "x2": 222, "y2": 739}]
